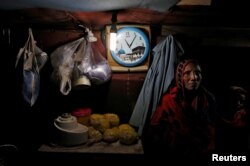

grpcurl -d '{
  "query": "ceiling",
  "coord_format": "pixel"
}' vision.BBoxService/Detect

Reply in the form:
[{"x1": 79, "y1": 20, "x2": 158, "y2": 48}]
[
  {"x1": 0, "y1": 0, "x2": 179, "y2": 29},
  {"x1": 1, "y1": 0, "x2": 250, "y2": 30},
  {"x1": 0, "y1": 0, "x2": 180, "y2": 12}
]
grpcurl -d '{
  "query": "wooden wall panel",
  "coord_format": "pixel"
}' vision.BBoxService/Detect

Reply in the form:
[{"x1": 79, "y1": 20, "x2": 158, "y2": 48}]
[{"x1": 161, "y1": 25, "x2": 250, "y2": 47}]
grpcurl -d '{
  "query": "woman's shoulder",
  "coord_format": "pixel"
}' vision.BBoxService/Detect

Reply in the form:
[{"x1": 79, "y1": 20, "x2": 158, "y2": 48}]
[{"x1": 160, "y1": 86, "x2": 179, "y2": 102}]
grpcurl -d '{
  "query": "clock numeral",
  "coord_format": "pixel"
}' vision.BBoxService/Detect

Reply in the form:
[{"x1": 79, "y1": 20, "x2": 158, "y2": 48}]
[{"x1": 125, "y1": 31, "x2": 130, "y2": 37}]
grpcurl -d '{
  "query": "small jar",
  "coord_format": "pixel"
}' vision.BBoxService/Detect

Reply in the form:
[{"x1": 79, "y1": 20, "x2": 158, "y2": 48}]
[{"x1": 72, "y1": 108, "x2": 92, "y2": 126}]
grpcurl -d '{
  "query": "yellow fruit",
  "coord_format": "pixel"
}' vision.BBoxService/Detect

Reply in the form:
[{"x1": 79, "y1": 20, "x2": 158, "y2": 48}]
[
  {"x1": 103, "y1": 127, "x2": 119, "y2": 143},
  {"x1": 90, "y1": 114, "x2": 105, "y2": 127},
  {"x1": 88, "y1": 127, "x2": 103, "y2": 143},
  {"x1": 118, "y1": 124, "x2": 138, "y2": 145},
  {"x1": 118, "y1": 124, "x2": 134, "y2": 131},
  {"x1": 94, "y1": 118, "x2": 110, "y2": 133},
  {"x1": 104, "y1": 113, "x2": 120, "y2": 127}
]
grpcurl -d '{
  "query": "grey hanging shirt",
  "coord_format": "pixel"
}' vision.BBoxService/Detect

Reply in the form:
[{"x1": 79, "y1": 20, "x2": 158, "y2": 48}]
[{"x1": 129, "y1": 35, "x2": 184, "y2": 135}]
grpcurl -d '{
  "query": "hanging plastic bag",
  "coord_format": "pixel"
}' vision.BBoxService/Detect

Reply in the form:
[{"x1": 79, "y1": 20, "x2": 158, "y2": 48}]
[
  {"x1": 50, "y1": 38, "x2": 85, "y2": 95},
  {"x1": 78, "y1": 42, "x2": 112, "y2": 85},
  {"x1": 71, "y1": 39, "x2": 91, "y2": 90},
  {"x1": 15, "y1": 28, "x2": 48, "y2": 106}
]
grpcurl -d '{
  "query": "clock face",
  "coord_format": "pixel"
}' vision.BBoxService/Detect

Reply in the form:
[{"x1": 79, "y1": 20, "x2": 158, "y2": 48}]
[{"x1": 110, "y1": 27, "x2": 150, "y2": 67}]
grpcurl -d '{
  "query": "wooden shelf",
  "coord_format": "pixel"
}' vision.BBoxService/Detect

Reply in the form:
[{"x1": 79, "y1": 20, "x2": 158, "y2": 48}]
[{"x1": 38, "y1": 140, "x2": 144, "y2": 155}]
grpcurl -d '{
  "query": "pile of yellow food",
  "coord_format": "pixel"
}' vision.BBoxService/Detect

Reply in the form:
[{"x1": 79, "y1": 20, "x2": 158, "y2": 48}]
[{"x1": 87, "y1": 113, "x2": 138, "y2": 145}]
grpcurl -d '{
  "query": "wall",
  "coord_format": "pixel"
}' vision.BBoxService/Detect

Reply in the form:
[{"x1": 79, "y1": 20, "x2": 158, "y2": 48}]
[{"x1": 0, "y1": 21, "x2": 249, "y2": 152}]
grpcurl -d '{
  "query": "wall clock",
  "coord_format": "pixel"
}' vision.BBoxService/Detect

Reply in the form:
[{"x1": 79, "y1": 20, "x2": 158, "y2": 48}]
[{"x1": 106, "y1": 25, "x2": 151, "y2": 72}]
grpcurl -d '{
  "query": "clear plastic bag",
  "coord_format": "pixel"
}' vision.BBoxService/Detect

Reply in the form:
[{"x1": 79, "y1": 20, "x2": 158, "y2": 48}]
[
  {"x1": 78, "y1": 42, "x2": 112, "y2": 85},
  {"x1": 51, "y1": 36, "x2": 111, "y2": 95},
  {"x1": 15, "y1": 28, "x2": 48, "y2": 106},
  {"x1": 50, "y1": 38, "x2": 85, "y2": 95}
]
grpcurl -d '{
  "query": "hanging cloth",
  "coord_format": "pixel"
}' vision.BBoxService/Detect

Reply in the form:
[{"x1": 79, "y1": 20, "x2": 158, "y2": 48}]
[
  {"x1": 15, "y1": 28, "x2": 48, "y2": 106},
  {"x1": 129, "y1": 35, "x2": 184, "y2": 135}
]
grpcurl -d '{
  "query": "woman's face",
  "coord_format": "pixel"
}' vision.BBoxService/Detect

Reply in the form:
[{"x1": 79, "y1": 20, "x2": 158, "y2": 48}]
[{"x1": 182, "y1": 63, "x2": 202, "y2": 91}]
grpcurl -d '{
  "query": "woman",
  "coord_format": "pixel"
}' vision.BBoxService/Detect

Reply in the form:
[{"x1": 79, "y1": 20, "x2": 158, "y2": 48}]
[{"x1": 147, "y1": 59, "x2": 216, "y2": 161}]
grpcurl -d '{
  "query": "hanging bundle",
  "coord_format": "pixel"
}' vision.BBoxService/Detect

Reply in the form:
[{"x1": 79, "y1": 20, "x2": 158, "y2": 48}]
[
  {"x1": 50, "y1": 37, "x2": 86, "y2": 95},
  {"x1": 78, "y1": 41, "x2": 112, "y2": 85},
  {"x1": 15, "y1": 28, "x2": 48, "y2": 106},
  {"x1": 51, "y1": 27, "x2": 111, "y2": 95}
]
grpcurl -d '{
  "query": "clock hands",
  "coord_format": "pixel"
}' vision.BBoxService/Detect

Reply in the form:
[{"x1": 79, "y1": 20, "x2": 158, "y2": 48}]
[
  {"x1": 125, "y1": 33, "x2": 137, "y2": 49},
  {"x1": 129, "y1": 33, "x2": 137, "y2": 48},
  {"x1": 125, "y1": 38, "x2": 130, "y2": 49}
]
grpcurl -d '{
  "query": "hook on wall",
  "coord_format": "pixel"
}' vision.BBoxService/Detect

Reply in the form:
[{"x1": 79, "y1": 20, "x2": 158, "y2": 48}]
[{"x1": 66, "y1": 12, "x2": 97, "y2": 42}]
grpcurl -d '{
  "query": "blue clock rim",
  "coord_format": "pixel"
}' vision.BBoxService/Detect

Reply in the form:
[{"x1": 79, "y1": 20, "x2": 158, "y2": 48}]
[{"x1": 110, "y1": 27, "x2": 150, "y2": 67}]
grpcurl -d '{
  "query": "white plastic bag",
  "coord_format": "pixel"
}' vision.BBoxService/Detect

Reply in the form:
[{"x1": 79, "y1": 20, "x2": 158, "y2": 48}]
[{"x1": 50, "y1": 38, "x2": 85, "y2": 95}]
